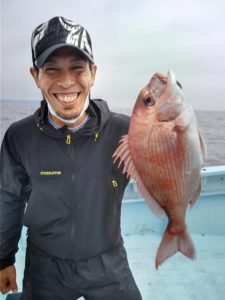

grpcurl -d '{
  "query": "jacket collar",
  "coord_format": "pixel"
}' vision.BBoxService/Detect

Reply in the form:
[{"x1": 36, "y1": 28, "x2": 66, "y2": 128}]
[{"x1": 34, "y1": 99, "x2": 110, "y2": 138}]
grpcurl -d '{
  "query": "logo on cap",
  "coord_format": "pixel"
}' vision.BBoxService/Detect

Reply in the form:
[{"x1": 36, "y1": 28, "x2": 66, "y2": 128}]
[{"x1": 32, "y1": 16, "x2": 94, "y2": 67}]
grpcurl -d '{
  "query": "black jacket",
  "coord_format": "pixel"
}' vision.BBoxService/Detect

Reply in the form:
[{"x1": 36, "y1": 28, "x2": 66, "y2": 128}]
[{"x1": 0, "y1": 99, "x2": 130, "y2": 269}]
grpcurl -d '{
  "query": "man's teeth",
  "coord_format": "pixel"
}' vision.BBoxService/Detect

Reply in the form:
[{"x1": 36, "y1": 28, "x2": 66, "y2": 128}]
[{"x1": 56, "y1": 94, "x2": 79, "y2": 103}]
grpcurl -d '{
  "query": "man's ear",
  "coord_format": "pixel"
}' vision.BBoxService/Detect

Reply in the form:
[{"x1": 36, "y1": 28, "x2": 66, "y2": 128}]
[
  {"x1": 30, "y1": 67, "x2": 40, "y2": 88},
  {"x1": 90, "y1": 64, "x2": 97, "y2": 87}
]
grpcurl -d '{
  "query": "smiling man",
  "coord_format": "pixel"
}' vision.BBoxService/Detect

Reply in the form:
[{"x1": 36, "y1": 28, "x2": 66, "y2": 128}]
[
  {"x1": 0, "y1": 16, "x2": 142, "y2": 300},
  {"x1": 31, "y1": 47, "x2": 96, "y2": 127}
]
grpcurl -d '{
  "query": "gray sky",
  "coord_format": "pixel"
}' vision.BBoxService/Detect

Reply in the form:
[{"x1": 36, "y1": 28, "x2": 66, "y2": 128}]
[{"x1": 1, "y1": 0, "x2": 225, "y2": 110}]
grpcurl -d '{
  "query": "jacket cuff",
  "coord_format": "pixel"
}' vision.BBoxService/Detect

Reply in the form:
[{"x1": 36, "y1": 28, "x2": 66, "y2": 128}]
[{"x1": 0, "y1": 254, "x2": 15, "y2": 270}]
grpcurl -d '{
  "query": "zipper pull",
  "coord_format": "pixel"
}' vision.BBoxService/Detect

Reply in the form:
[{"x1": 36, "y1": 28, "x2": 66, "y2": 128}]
[
  {"x1": 66, "y1": 134, "x2": 71, "y2": 145},
  {"x1": 37, "y1": 123, "x2": 44, "y2": 131},
  {"x1": 94, "y1": 132, "x2": 99, "y2": 142},
  {"x1": 112, "y1": 179, "x2": 118, "y2": 187}
]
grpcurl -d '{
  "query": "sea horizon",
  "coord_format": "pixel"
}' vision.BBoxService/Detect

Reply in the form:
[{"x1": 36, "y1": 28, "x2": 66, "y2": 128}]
[{"x1": 1, "y1": 98, "x2": 225, "y2": 113}]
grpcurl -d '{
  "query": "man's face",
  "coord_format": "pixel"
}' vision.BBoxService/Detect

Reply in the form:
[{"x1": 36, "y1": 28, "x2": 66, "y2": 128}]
[{"x1": 30, "y1": 47, "x2": 97, "y2": 124}]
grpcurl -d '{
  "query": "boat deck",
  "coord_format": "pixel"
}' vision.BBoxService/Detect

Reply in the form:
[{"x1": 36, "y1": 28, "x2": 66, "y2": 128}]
[
  {"x1": 124, "y1": 232, "x2": 225, "y2": 300},
  {"x1": 4, "y1": 232, "x2": 225, "y2": 300}
]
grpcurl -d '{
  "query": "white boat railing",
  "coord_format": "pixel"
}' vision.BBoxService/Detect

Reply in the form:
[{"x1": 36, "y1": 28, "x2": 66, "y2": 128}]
[{"x1": 123, "y1": 165, "x2": 225, "y2": 200}]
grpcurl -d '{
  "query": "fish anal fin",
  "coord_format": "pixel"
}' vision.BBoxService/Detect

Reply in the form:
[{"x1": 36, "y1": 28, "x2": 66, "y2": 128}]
[
  {"x1": 155, "y1": 228, "x2": 196, "y2": 269},
  {"x1": 189, "y1": 179, "x2": 202, "y2": 210},
  {"x1": 136, "y1": 177, "x2": 166, "y2": 218},
  {"x1": 113, "y1": 135, "x2": 166, "y2": 218}
]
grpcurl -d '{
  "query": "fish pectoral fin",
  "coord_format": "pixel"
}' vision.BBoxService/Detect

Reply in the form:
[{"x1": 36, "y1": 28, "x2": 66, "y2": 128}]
[
  {"x1": 174, "y1": 106, "x2": 192, "y2": 131},
  {"x1": 113, "y1": 135, "x2": 131, "y2": 177},
  {"x1": 113, "y1": 135, "x2": 166, "y2": 218},
  {"x1": 155, "y1": 228, "x2": 196, "y2": 269}
]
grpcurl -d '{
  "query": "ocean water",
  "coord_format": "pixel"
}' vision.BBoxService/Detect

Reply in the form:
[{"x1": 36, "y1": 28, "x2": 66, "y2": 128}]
[{"x1": 0, "y1": 99, "x2": 225, "y2": 167}]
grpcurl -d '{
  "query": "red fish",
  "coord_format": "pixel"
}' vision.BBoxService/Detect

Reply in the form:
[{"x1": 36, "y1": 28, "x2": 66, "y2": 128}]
[{"x1": 113, "y1": 71, "x2": 206, "y2": 269}]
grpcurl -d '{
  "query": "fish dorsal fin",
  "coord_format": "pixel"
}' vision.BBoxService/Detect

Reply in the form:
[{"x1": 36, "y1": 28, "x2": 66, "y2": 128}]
[{"x1": 113, "y1": 135, "x2": 166, "y2": 218}]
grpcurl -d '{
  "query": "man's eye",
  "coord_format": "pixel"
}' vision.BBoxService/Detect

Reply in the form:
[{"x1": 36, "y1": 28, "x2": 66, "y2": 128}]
[
  {"x1": 45, "y1": 68, "x2": 59, "y2": 73},
  {"x1": 72, "y1": 66, "x2": 83, "y2": 71},
  {"x1": 45, "y1": 68, "x2": 57, "y2": 72}
]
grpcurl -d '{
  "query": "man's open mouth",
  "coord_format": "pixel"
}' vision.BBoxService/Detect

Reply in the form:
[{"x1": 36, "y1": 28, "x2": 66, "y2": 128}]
[{"x1": 54, "y1": 93, "x2": 81, "y2": 104}]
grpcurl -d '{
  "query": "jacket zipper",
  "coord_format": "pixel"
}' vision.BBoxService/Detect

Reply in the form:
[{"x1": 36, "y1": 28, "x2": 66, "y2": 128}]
[{"x1": 65, "y1": 133, "x2": 76, "y2": 257}]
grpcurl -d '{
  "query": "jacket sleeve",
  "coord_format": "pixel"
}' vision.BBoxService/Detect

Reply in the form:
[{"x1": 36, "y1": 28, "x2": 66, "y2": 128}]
[{"x1": 0, "y1": 128, "x2": 30, "y2": 270}]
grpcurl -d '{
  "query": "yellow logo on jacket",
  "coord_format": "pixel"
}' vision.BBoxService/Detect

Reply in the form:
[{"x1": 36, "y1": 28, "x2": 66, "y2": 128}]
[{"x1": 40, "y1": 171, "x2": 62, "y2": 176}]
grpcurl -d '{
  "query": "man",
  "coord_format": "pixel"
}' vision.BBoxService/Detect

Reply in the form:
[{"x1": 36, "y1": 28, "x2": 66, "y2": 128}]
[{"x1": 0, "y1": 16, "x2": 142, "y2": 300}]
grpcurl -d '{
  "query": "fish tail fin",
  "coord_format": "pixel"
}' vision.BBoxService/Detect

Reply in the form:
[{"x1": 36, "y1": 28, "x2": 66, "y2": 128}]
[{"x1": 155, "y1": 228, "x2": 196, "y2": 269}]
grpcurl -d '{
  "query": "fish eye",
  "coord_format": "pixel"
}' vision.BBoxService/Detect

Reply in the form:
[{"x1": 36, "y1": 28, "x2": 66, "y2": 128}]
[{"x1": 143, "y1": 96, "x2": 155, "y2": 106}]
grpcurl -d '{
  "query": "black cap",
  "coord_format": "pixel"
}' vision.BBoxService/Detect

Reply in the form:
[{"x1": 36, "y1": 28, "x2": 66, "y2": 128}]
[{"x1": 31, "y1": 16, "x2": 94, "y2": 68}]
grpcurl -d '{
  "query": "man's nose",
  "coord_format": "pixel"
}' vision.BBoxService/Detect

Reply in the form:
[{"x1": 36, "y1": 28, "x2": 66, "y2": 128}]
[{"x1": 57, "y1": 71, "x2": 75, "y2": 88}]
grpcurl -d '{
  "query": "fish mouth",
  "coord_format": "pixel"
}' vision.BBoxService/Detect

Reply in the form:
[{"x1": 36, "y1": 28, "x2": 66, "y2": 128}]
[
  {"x1": 147, "y1": 73, "x2": 168, "y2": 99},
  {"x1": 54, "y1": 92, "x2": 81, "y2": 106},
  {"x1": 152, "y1": 70, "x2": 178, "y2": 91},
  {"x1": 153, "y1": 73, "x2": 168, "y2": 84},
  {"x1": 156, "y1": 70, "x2": 185, "y2": 121},
  {"x1": 167, "y1": 70, "x2": 176, "y2": 84}
]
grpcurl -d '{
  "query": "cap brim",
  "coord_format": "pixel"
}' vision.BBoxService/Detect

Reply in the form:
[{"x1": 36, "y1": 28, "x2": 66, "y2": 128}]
[{"x1": 35, "y1": 43, "x2": 94, "y2": 68}]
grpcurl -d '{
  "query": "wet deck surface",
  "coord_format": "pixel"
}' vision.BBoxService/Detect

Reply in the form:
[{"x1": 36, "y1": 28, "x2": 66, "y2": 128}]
[
  {"x1": 124, "y1": 233, "x2": 225, "y2": 300},
  {"x1": 2, "y1": 232, "x2": 225, "y2": 300}
]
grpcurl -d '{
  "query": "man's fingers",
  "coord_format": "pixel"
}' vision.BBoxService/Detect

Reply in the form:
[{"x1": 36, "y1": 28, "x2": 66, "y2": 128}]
[
  {"x1": 0, "y1": 265, "x2": 18, "y2": 294},
  {"x1": 0, "y1": 281, "x2": 11, "y2": 294},
  {"x1": 0, "y1": 277, "x2": 18, "y2": 294},
  {"x1": 9, "y1": 265, "x2": 18, "y2": 293},
  {"x1": 9, "y1": 277, "x2": 18, "y2": 293}
]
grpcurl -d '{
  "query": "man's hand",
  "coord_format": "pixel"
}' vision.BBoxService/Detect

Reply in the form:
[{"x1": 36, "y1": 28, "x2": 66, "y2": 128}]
[{"x1": 0, "y1": 265, "x2": 18, "y2": 295}]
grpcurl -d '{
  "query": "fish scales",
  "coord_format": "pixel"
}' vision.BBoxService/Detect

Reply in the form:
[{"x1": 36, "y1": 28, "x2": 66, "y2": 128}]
[
  {"x1": 113, "y1": 70, "x2": 206, "y2": 268},
  {"x1": 132, "y1": 124, "x2": 185, "y2": 207}
]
